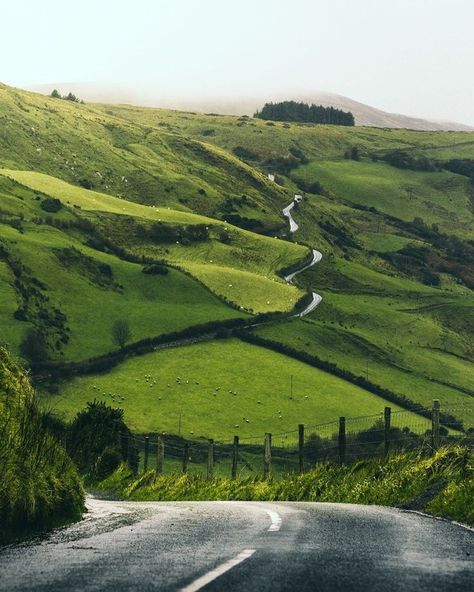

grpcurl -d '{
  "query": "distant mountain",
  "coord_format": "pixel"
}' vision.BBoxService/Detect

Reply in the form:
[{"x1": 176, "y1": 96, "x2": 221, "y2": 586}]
[
  {"x1": 295, "y1": 92, "x2": 474, "y2": 132},
  {"x1": 26, "y1": 84, "x2": 473, "y2": 132}
]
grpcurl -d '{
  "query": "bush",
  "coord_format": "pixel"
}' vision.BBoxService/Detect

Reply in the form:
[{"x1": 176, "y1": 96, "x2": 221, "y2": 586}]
[
  {"x1": 68, "y1": 400, "x2": 138, "y2": 477},
  {"x1": 40, "y1": 197, "x2": 62, "y2": 213},
  {"x1": 78, "y1": 178, "x2": 94, "y2": 190},
  {"x1": 142, "y1": 263, "x2": 169, "y2": 275},
  {"x1": 232, "y1": 146, "x2": 259, "y2": 161},
  {"x1": 19, "y1": 328, "x2": 49, "y2": 364},
  {"x1": 96, "y1": 446, "x2": 123, "y2": 480}
]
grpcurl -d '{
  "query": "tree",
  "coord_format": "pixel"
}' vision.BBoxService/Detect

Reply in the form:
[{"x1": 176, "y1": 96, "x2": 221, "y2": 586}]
[
  {"x1": 65, "y1": 92, "x2": 78, "y2": 103},
  {"x1": 50, "y1": 89, "x2": 61, "y2": 99},
  {"x1": 19, "y1": 328, "x2": 49, "y2": 364},
  {"x1": 112, "y1": 319, "x2": 131, "y2": 350},
  {"x1": 67, "y1": 400, "x2": 139, "y2": 476},
  {"x1": 40, "y1": 197, "x2": 62, "y2": 213}
]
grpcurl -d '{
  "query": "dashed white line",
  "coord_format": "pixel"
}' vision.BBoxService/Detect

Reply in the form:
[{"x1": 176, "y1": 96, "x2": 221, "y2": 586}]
[
  {"x1": 180, "y1": 549, "x2": 256, "y2": 592},
  {"x1": 265, "y1": 509, "x2": 282, "y2": 532}
]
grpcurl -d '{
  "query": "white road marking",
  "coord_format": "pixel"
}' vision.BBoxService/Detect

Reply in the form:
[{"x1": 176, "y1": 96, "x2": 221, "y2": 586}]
[
  {"x1": 180, "y1": 549, "x2": 256, "y2": 592},
  {"x1": 266, "y1": 509, "x2": 282, "y2": 532}
]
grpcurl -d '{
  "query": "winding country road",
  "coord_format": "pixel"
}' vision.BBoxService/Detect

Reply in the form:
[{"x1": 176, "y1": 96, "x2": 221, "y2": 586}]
[
  {"x1": 282, "y1": 197, "x2": 322, "y2": 317},
  {"x1": 0, "y1": 497, "x2": 472, "y2": 591}
]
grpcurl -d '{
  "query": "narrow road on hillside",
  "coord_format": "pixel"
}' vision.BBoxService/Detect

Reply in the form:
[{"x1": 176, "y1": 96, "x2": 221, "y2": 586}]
[
  {"x1": 282, "y1": 198, "x2": 322, "y2": 317},
  {"x1": 1, "y1": 498, "x2": 472, "y2": 591}
]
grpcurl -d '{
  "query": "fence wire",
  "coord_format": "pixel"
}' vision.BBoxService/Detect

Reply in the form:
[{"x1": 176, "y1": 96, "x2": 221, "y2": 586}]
[{"x1": 132, "y1": 401, "x2": 474, "y2": 479}]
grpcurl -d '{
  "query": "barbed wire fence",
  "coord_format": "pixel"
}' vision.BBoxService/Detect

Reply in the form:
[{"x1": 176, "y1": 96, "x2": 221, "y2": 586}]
[{"x1": 127, "y1": 399, "x2": 474, "y2": 480}]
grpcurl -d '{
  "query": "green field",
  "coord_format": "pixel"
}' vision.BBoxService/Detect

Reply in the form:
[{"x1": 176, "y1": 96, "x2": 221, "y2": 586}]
[
  {"x1": 292, "y1": 160, "x2": 473, "y2": 237},
  {"x1": 0, "y1": 170, "x2": 307, "y2": 314},
  {"x1": 0, "y1": 221, "x2": 244, "y2": 360},
  {"x1": 1, "y1": 83, "x2": 473, "y2": 436},
  {"x1": 46, "y1": 338, "x2": 425, "y2": 440}
]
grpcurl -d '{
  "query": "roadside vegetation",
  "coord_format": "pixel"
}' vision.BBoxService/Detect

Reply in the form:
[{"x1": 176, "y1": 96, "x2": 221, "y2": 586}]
[
  {"x1": 0, "y1": 346, "x2": 84, "y2": 544},
  {"x1": 97, "y1": 446, "x2": 474, "y2": 526}
]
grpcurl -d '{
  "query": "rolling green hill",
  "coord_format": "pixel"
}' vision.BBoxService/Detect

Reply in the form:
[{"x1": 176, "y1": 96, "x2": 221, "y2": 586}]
[
  {"x1": 50, "y1": 339, "x2": 424, "y2": 440},
  {"x1": 1, "y1": 83, "x2": 473, "y2": 435}
]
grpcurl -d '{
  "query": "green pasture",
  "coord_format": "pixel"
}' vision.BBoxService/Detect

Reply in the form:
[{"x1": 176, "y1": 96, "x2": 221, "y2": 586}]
[{"x1": 44, "y1": 338, "x2": 425, "y2": 440}]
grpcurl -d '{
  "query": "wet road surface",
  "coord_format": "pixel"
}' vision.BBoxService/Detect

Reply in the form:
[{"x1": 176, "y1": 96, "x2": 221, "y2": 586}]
[{"x1": 0, "y1": 498, "x2": 472, "y2": 591}]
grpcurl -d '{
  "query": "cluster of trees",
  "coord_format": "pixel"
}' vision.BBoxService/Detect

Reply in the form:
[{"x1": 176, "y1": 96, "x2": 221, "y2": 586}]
[
  {"x1": 40, "y1": 197, "x2": 62, "y2": 213},
  {"x1": 444, "y1": 159, "x2": 474, "y2": 183},
  {"x1": 391, "y1": 217, "x2": 474, "y2": 289},
  {"x1": 255, "y1": 101, "x2": 355, "y2": 126},
  {"x1": 148, "y1": 222, "x2": 209, "y2": 244},
  {"x1": 50, "y1": 89, "x2": 84, "y2": 104},
  {"x1": 379, "y1": 150, "x2": 438, "y2": 171}
]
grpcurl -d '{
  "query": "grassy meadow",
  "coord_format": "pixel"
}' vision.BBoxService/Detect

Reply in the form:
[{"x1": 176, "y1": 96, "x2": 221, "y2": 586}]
[
  {"x1": 0, "y1": 83, "x2": 473, "y2": 437},
  {"x1": 47, "y1": 338, "x2": 425, "y2": 441}
]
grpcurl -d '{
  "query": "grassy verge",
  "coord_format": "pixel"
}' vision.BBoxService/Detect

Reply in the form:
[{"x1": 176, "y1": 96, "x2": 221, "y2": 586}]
[
  {"x1": 0, "y1": 347, "x2": 85, "y2": 544},
  {"x1": 96, "y1": 446, "x2": 473, "y2": 526}
]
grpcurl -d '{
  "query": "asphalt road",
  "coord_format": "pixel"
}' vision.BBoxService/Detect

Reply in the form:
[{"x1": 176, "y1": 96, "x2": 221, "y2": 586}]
[
  {"x1": 0, "y1": 498, "x2": 472, "y2": 591},
  {"x1": 282, "y1": 198, "x2": 322, "y2": 317}
]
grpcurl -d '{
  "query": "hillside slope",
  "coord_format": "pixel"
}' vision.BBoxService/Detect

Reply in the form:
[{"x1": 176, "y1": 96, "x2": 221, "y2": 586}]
[
  {"x1": 1, "y1": 83, "x2": 473, "y2": 435},
  {"x1": 89, "y1": 102, "x2": 474, "y2": 428},
  {"x1": 27, "y1": 84, "x2": 474, "y2": 130}
]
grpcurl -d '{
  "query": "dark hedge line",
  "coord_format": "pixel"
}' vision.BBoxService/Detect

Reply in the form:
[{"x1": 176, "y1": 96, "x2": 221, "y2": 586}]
[
  {"x1": 236, "y1": 331, "x2": 464, "y2": 431},
  {"x1": 36, "y1": 314, "x2": 284, "y2": 380}
]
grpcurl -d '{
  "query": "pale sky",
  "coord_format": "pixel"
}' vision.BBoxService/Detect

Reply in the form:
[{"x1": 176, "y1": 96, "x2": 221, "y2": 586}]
[{"x1": 2, "y1": 0, "x2": 474, "y2": 124}]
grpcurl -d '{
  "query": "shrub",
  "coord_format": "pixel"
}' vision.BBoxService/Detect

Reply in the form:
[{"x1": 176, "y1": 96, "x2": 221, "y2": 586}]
[
  {"x1": 40, "y1": 197, "x2": 62, "y2": 213},
  {"x1": 96, "y1": 446, "x2": 123, "y2": 480},
  {"x1": 142, "y1": 263, "x2": 169, "y2": 275},
  {"x1": 68, "y1": 400, "x2": 138, "y2": 477},
  {"x1": 19, "y1": 328, "x2": 49, "y2": 364},
  {"x1": 78, "y1": 178, "x2": 94, "y2": 190},
  {"x1": 232, "y1": 146, "x2": 259, "y2": 161}
]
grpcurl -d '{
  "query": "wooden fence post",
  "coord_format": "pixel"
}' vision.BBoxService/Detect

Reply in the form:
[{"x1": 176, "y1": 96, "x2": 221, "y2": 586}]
[
  {"x1": 156, "y1": 436, "x2": 164, "y2": 474},
  {"x1": 338, "y1": 417, "x2": 346, "y2": 465},
  {"x1": 231, "y1": 436, "x2": 239, "y2": 479},
  {"x1": 298, "y1": 423, "x2": 305, "y2": 473},
  {"x1": 432, "y1": 399, "x2": 440, "y2": 450},
  {"x1": 207, "y1": 439, "x2": 214, "y2": 479},
  {"x1": 144, "y1": 436, "x2": 149, "y2": 472},
  {"x1": 264, "y1": 433, "x2": 272, "y2": 478},
  {"x1": 182, "y1": 442, "x2": 189, "y2": 473},
  {"x1": 384, "y1": 407, "x2": 391, "y2": 457}
]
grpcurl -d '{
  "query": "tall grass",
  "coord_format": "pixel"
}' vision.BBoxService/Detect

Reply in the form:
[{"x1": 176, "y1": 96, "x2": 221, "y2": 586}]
[
  {"x1": 97, "y1": 446, "x2": 473, "y2": 526},
  {"x1": 0, "y1": 347, "x2": 84, "y2": 543}
]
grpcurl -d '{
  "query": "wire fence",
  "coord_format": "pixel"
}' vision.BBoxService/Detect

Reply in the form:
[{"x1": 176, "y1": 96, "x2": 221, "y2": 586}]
[{"x1": 129, "y1": 400, "x2": 474, "y2": 480}]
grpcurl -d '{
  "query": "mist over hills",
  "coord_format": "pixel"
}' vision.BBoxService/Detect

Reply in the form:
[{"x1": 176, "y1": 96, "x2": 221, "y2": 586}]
[{"x1": 27, "y1": 83, "x2": 473, "y2": 132}]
